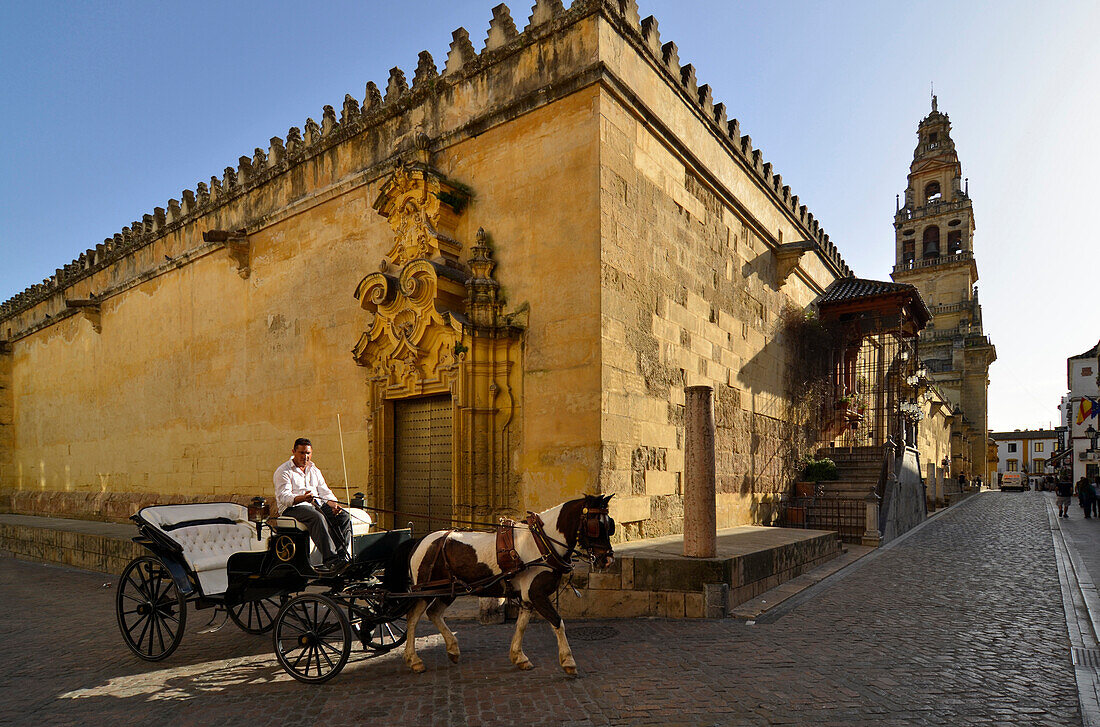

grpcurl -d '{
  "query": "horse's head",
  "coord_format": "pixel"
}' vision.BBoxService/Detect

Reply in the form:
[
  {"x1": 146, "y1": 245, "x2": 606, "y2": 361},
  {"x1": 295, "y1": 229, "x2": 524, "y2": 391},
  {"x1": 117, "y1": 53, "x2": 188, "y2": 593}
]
[{"x1": 573, "y1": 494, "x2": 615, "y2": 570}]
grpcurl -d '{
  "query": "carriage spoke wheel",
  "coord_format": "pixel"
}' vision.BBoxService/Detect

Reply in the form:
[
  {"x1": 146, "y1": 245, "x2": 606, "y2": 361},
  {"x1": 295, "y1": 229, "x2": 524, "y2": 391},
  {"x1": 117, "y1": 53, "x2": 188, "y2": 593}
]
[
  {"x1": 273, "y1": 594, "x2": 351, "y2": 683},
  {"x1": 228, "y1": 595, "x2": 285, "y2": 635},
  {"x1": 351, "y1": 595, "x2": 408, "y2": 652},
  {"x1": 116, "y1": 556, "x2": 187, "y2": 661}
]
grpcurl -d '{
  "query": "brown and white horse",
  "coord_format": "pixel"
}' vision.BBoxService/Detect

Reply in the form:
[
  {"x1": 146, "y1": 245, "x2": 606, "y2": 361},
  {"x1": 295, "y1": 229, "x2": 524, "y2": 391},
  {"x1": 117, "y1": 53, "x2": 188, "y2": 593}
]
[{"x1": 393, "y1": 494, "x2": 615, "y2": 674}]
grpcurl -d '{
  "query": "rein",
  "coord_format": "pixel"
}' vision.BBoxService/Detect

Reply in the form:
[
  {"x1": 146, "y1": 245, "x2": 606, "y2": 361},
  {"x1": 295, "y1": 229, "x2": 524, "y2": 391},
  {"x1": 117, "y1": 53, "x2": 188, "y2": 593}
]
[{"x1": 328, "y1": 500, "x2": 514, "y2": 533}]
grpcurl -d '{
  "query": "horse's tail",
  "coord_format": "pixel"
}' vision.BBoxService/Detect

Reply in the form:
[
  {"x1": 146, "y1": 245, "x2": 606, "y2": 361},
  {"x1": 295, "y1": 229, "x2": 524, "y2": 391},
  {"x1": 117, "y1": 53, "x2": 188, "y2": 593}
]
[{"x1": 383, "y1": 536, "x2": 423, "y2": 593}]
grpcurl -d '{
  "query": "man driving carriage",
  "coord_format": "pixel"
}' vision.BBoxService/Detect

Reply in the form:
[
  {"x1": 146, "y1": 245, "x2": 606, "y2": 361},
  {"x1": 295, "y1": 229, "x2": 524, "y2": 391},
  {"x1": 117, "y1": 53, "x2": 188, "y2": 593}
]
[{"x1": 274, "y1": 438, "x2": 352, "y2": 574}]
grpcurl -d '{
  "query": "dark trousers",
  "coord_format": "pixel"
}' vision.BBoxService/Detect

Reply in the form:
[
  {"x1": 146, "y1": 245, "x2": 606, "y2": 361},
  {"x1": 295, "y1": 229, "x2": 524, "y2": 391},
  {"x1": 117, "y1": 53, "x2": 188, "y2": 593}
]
[{"x1": 284, "y1": 502, "x2": 352, "y2": 561}]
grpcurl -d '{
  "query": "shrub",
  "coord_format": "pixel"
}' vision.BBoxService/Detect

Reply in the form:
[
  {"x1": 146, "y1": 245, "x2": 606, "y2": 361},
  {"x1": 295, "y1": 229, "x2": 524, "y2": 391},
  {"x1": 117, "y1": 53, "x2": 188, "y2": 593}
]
[{"x1": 802, "y1": 458, "x2": 839, "y2": 482}]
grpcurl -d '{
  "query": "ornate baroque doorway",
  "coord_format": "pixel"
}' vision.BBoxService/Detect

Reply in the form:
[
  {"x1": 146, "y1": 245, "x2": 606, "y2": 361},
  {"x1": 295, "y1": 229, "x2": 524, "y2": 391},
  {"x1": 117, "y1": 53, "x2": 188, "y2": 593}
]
[{"x1": 352, "y1": 141, "x2": 525, "y2": 528}]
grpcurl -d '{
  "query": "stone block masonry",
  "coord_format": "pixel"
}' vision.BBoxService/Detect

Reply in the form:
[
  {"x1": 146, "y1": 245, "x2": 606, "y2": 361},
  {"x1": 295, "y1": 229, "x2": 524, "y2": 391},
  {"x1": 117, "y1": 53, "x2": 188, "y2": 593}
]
[
  {"x1": 0, "y1": 0, "x2": 857, "y2": 544},
  {"x1": 558, "y1": 525, "x2": 841, "y2": 618},
  {"x1": 0, "y1": 514, "x2": 143, "y2": 576}
]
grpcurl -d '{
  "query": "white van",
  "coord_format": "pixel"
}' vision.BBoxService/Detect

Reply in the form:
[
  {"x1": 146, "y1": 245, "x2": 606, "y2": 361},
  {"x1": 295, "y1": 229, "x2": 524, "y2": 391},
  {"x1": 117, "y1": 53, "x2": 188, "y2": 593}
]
[{"x1": 1000, "y1": 472, "x2": 1027, "y2": 491}]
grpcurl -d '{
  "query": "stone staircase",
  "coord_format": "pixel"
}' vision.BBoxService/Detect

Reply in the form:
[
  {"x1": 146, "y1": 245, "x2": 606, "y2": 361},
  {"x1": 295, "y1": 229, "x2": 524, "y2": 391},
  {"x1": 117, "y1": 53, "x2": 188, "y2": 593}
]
[
  {"x1": 788, "y1": 446, "x2": 888, "y2": 545},
  {"x1": 815, "y1": 446, "x2": 885, "y2": 499}
]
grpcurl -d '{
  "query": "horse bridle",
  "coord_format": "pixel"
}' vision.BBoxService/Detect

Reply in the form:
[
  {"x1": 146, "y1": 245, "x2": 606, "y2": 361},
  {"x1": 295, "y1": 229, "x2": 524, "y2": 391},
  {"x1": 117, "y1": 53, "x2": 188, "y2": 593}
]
[{"x1": 526, "y1": 503, "x2": 615, "y2": 572}]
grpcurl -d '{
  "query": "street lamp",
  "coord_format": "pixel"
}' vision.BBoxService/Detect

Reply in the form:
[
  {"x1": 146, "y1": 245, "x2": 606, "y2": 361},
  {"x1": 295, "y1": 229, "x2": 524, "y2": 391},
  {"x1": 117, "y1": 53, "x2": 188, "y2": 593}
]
[{"x1": 1088, "y1": 424, "x2": 1099, "y2": 451}]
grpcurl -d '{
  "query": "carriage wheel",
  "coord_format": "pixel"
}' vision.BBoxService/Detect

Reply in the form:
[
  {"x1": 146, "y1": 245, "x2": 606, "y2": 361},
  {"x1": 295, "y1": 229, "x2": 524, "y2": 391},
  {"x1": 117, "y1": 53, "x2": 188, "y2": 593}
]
[
  {"x1": 351, "y1": 595, "x2": 408, "y2": 652},
  {"x1": 228, "y1": 595, "x2": 285, "y2": 635},
  {"x1": 273, "y1": 594, "x2": 352, "y2": 683},
  {"x1": 116, "y1": 556, "x2": 187, "y2": 661}
]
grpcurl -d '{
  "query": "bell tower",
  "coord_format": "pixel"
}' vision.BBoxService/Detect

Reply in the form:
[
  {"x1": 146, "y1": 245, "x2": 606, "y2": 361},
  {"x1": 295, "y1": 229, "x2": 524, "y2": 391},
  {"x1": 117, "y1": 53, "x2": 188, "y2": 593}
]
[{"x1": 892, "y1": 96, "x2": 996, "y2": 481}]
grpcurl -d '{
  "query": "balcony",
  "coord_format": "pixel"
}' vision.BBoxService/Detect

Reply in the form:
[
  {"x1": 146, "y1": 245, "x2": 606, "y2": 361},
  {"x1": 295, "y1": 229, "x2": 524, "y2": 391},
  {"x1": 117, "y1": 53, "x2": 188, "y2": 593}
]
[
  {"x1": 893, "y1": 250, "x2": 974, "y2": 274},
  {"x1": 895, "y1": 198, "x2": 970, "y2": 222}
]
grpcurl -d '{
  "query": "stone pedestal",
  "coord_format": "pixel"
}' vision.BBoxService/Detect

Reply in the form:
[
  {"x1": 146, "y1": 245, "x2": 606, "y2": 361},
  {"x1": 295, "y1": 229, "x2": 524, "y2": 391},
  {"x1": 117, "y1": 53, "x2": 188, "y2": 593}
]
[{"x1": 683, "y1": 386, "x2": 716, "y2": 558}]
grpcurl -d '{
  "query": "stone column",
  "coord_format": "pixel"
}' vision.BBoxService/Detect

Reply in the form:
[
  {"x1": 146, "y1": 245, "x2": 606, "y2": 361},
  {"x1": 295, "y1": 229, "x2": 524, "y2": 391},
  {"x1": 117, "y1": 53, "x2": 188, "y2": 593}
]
[
  {"x1": 683, "y1": 385, "x2": 717, "y2": 558},
  {"x1": 862, "y1": 490, "x2": 882, "y2": 547}
]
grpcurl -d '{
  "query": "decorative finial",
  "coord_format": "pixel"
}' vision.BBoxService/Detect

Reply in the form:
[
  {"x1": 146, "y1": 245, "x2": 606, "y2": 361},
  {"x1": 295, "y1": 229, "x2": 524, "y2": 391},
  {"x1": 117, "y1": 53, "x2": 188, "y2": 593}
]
[{"x1": 931, "y1": 83, "x2": 937, "y2": 113}]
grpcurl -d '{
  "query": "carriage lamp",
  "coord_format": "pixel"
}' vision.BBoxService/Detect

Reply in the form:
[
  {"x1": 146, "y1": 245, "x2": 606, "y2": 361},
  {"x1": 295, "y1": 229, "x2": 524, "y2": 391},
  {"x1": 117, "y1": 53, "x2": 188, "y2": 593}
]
[
  {"x1": 248, "y1": 496, "x2": 271, "y2": 540},
  {"x1": 351, "y1": 492, "x2": 365, "y2": 509}
]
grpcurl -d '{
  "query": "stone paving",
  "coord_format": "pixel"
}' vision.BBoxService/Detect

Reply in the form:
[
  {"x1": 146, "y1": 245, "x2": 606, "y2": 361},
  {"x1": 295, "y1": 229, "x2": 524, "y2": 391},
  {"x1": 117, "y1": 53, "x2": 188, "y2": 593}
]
[{"x1": 0, "y1": 492, "x2": 1081, "y2": 726}]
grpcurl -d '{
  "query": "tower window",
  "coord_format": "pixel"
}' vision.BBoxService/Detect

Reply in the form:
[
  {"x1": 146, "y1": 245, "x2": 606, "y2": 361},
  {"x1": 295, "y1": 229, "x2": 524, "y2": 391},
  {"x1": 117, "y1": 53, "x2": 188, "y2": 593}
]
[
  {"x1": 947, "y1": 230, "x2": 963, "y2": 254},
  {"x1": 928, "y1": 132, "x2": 938, "y2": 143},
  {"x1": 902, "y1": 239, "x2": 914, "y2": 265},
  {"x1": 924, "y1": 181, "x2": 941, "y2": 203},
  {"x1": 922, "y1": 226, "x2": 940, "y2": 258}
]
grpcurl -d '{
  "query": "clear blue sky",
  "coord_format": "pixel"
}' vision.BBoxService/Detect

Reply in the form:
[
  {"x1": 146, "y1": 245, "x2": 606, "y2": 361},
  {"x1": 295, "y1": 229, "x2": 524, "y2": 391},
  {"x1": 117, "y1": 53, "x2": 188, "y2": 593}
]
[{"x1": 1, "y1": 0, "x2": 1096, "y2": 431}]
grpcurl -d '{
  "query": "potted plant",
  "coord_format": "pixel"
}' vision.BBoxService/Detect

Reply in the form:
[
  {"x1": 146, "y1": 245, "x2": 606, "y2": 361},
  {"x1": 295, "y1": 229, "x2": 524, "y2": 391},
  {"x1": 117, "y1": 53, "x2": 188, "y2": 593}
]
[{"x1": 795, "y1": 458, "x2": 839, "y2": 497}]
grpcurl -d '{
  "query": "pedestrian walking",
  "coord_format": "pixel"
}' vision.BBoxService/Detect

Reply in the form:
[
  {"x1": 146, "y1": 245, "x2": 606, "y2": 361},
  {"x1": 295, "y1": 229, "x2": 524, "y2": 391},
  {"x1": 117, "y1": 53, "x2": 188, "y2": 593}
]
[
  {"x1": 1076, "y1": 476, "x2": 1095, "y2": 519},
  {"x1": 1056, "y1": 477, "x2": 1074, "y2": 518}
]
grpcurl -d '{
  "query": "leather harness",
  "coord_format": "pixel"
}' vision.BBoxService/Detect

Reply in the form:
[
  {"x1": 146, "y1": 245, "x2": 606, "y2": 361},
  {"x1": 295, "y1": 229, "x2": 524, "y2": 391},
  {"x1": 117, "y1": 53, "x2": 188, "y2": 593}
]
[{"x1": 410, "y1": 506, "x2": 611, "y2": 595}]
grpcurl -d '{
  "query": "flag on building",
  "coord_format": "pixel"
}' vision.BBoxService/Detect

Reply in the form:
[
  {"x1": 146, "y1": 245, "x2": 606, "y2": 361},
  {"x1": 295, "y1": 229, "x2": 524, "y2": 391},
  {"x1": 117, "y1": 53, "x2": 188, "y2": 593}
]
[{"x1": 1079, "y1": 397, "x2": 1099, "y2": 425}]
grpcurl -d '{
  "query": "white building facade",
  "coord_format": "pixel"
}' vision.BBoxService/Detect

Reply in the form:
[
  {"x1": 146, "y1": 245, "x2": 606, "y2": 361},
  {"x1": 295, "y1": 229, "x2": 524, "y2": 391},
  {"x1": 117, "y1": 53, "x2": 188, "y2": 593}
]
[
  {"x1": 1060, "y1": 342, "x2": 1100, "y2": 482},
  {"x1": 991, "y1": 430, "x2": 1058, "y2": 488}
]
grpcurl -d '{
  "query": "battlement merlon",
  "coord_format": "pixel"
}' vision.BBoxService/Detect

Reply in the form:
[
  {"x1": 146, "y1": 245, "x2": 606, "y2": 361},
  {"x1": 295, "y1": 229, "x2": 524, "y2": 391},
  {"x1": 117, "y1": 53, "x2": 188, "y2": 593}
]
[{"x1": 0, "y1": 0, "x2": 850, "y2": 332}]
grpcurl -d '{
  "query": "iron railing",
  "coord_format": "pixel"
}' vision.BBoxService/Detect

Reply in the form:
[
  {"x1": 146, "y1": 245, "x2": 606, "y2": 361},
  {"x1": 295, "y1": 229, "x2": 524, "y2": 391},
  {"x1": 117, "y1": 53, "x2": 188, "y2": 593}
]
[{"x1": 780, "y1": 496, "x2": 867, "y2": 544}]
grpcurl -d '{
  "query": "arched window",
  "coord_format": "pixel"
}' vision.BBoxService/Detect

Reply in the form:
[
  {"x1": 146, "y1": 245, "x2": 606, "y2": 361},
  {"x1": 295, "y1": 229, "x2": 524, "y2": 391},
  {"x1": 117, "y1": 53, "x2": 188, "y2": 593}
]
[
  {"x1": 922, "y1": 226, "x2": 940, "y2": 258},
  {"x1": 924, "y1": 181, "x2": 941, "y2": 203},
  {"x1": 947, "y1": 230, "x2": 963, "y2": 254},
  {"x1": 902, "y1": 239, "x2": 915, "y2": 265}
]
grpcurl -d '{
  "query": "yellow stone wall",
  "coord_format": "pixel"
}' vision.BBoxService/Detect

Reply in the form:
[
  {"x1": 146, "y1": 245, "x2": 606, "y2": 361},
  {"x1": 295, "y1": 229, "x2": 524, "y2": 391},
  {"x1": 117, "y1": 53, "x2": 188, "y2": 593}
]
[
  {"x1": 1, "y1": 89, "x2": 601, "y2": 518},
  {"x1": 595, "y1": 22, "x2": 843, "y2": 537},
  {"x1": 0, "y1": 4, "x2": 852, "y2": 536}
]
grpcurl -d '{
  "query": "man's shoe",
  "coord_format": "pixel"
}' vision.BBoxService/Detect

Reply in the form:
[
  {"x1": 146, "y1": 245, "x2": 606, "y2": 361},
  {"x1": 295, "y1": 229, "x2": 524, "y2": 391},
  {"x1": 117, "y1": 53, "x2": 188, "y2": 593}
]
[{"x1": 316, "y1": 557, "x2": 346, "y2": 575}]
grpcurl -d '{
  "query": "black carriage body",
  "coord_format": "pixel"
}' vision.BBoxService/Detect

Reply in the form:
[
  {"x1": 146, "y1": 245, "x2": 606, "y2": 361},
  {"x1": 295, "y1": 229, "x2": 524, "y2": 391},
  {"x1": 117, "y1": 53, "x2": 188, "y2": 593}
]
[
  {"x1": 119, "y1": 501, "x2": 416, "y2": 672},
  {"x1": 224, "y1": 528, "x2": 312, "y2": 606}
]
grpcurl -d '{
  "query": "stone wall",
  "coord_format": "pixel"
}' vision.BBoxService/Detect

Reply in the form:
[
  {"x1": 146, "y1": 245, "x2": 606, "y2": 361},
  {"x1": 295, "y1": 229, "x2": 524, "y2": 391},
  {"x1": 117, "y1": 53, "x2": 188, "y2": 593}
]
[
  {"x1": 558, "y1": 528, "x2": 841, "y2": 618},
  {"x1": 0, "y1": 7, "x2": 606, "y2": 518},
  {"x1": 594, "y1": 21, "x2": 845, "y2": 535},
  {"x1": 0, "y1": 1, "x2": 854, "y2": 536}
]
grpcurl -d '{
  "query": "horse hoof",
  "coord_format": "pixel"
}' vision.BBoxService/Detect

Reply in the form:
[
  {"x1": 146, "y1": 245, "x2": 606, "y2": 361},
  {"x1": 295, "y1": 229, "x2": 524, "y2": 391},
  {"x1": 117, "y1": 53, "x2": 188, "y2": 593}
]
[
  {"x1": 448, "y1": 653, "x2": 460, "y2": 664},
  {"x1": 410, "y1": 661, "x2": 426, "y2": 674},
  {"x1": 563, "y1": 666, "x2": 577, "y2": 676},
  {"x1": 516, "y1": 660, "x2": 534, "y2": 671}
]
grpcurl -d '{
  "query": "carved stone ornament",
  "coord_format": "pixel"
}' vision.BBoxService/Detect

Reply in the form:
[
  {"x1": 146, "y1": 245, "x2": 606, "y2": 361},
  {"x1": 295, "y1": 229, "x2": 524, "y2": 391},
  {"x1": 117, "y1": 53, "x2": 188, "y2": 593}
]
[
  {"x1": 353, "y1": 258, "x2": 466, "y2": 397},
  {"x1": 372, "y1": 162, "x2": 468, "y2": 269}
]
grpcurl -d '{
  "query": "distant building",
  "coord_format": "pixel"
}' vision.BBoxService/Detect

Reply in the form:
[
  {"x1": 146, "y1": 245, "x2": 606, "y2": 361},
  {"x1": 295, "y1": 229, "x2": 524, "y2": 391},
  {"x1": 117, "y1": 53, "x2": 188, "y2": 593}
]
[
  {"x1": 891, "y1": 97, "x2": 996, "y2": 484},
  {"x1": 990, "y1": 430, "x2": 1058, "y2": 488},
  {"x1": 1054, "y1": 341, "x2": 1100, "y2": 482}
]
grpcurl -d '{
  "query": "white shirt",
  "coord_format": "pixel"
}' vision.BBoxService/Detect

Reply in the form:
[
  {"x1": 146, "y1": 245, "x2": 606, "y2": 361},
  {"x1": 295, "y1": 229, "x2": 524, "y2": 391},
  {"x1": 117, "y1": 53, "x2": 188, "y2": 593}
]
[{"x1": 273, "y1": 459, "x2": 338, "y2": 514}]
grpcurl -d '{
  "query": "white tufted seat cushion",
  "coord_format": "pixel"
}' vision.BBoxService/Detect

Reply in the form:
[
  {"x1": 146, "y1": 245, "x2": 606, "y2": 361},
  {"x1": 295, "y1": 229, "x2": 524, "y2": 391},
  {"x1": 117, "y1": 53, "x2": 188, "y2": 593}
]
[{"x1": 138, "y1": 503, "x2": 268, "y2": 596}]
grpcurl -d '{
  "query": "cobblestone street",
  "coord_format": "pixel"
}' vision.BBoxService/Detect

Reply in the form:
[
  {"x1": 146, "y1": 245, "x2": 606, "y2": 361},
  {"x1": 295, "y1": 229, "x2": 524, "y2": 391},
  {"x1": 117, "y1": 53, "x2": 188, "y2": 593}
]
[{"x1": 0, "y1": 492, "x2": 1082, "y2": 726}]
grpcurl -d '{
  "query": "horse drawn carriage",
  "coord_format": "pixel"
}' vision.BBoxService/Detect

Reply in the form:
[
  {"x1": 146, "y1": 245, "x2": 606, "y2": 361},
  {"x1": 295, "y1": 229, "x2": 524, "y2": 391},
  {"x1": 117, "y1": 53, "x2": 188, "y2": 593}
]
[{"x1": 116, "y1": 494, "x2": 616, "y2": 683}]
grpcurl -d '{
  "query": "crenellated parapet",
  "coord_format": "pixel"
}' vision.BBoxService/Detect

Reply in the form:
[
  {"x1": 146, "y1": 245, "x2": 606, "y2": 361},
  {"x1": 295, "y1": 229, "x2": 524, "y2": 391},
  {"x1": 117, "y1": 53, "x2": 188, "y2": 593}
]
[
  {"x1": 0, "y1": 0, "x2": 849, "y2": 328},
  {"x1": 610, "y1": 5, "x2": 850, "y2": 278}
]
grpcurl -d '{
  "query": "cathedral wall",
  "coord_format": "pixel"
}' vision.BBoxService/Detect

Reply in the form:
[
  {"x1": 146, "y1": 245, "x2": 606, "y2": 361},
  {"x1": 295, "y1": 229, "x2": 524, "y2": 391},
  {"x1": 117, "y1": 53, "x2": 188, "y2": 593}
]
[
  {"x1": 0, "y1": 9, "x2": 609, "y2": 518},
  {"x1": 443, "y1": 88, "x2": 604, "y2": 514},
  {"x1": 1, "y1": 86, "x2": 602, "y2": 515},
  {"x1": 595, "y1": 21, "x2": 843, "y2": 538},
  {"x1": 0, "y1": 3, "x2": 854, "y2": 533}
]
